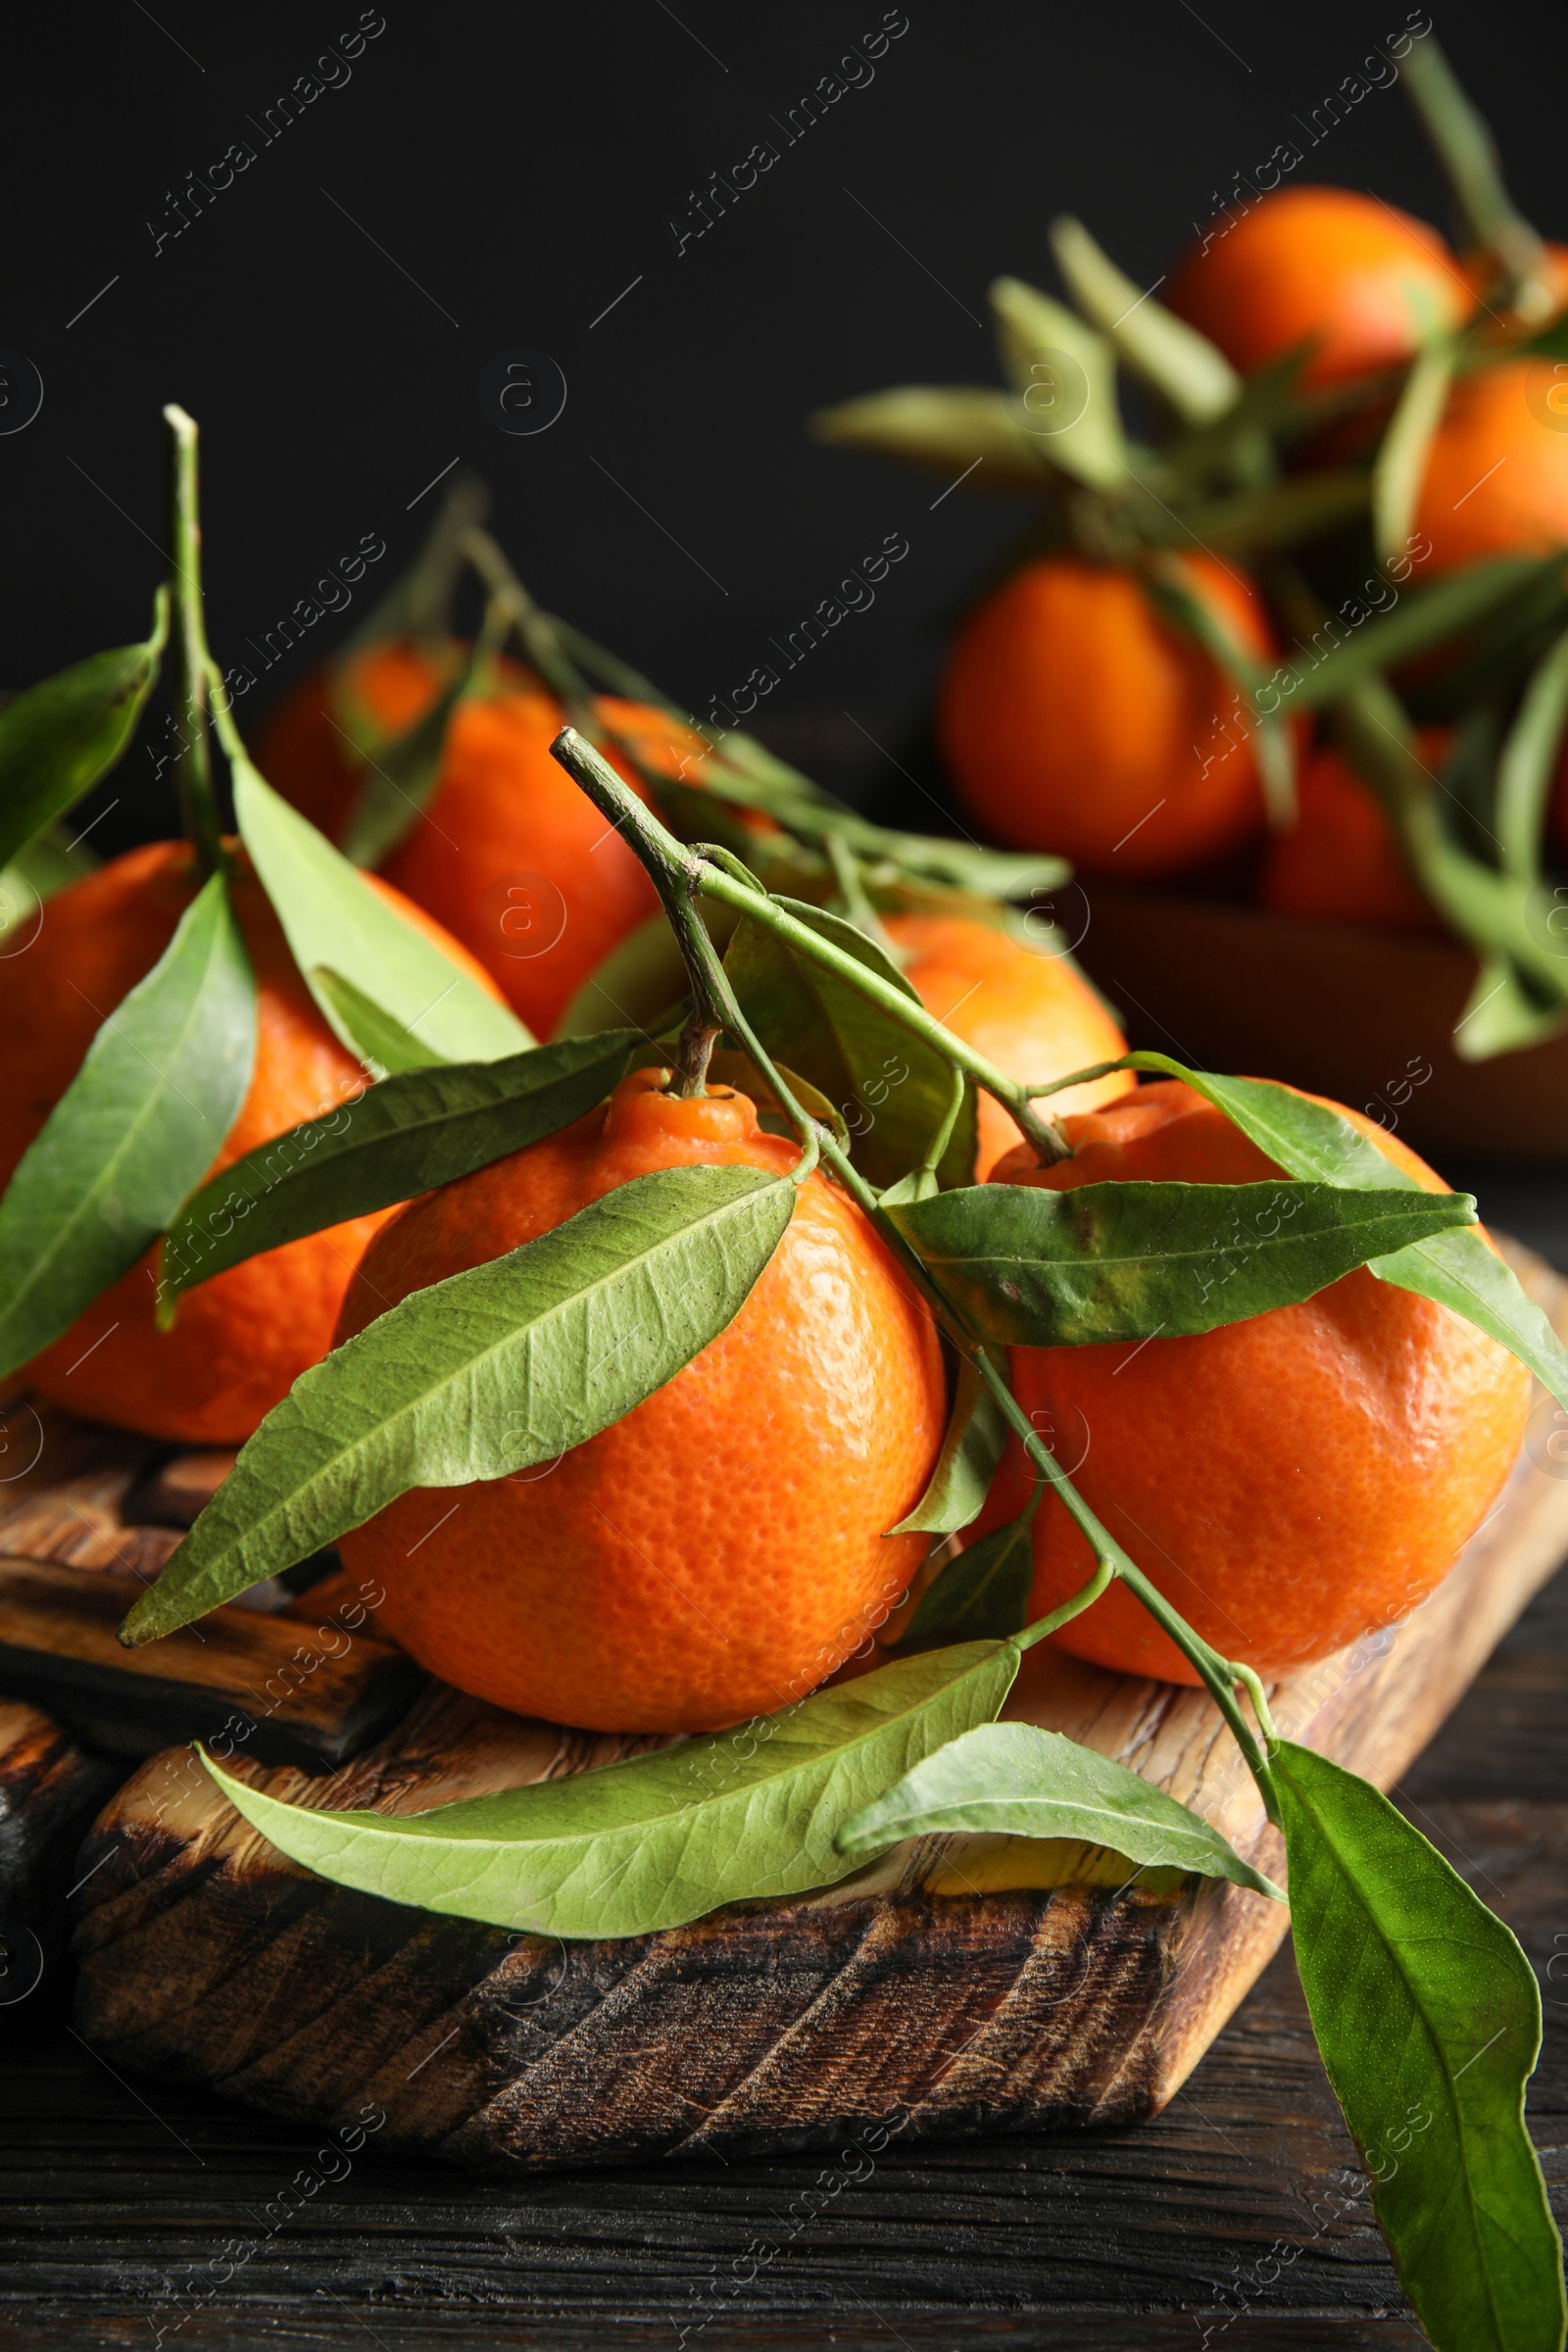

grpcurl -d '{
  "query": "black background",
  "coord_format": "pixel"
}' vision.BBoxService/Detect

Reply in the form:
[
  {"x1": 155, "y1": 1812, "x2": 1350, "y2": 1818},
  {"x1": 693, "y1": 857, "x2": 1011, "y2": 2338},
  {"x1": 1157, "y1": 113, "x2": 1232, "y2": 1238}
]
[{"x1": 4, "y1": 0, "x2": 1564, "y2": 860}]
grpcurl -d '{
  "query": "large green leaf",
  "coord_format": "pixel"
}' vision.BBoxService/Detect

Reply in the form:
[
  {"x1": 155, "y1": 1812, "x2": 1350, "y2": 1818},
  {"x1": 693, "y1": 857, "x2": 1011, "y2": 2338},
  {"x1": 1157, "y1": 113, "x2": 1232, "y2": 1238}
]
[
  {"x1": 201, "y1": 1638, "x2": 1022, "y2": 1936},
  {"x1": 1049, "y1": 215, "x2": 1239, "y2": 424},
  {"x1": 1272, "y1": 1741, "x2": 1564, "y2": 2352},
  {"x1": 887, "y1": 1352, "x2": 1005, "y2": 1537},
  {"x1": 1371, "y1": 339, "x2": 1455, "y2": 567},
  {"x1": 727, "y1": 898, "x2": 978, "y2": 1190},
  {"x1": 122, "y1": 1163, "x2": 795, "y2": 1642},
  {"x1": 233, "y1": 754, "x2": 532, "y2": 1066},
  {"x1": 989, "y1": 275, "x2": 1128, "y2": 489},
  {"x1": 0, "y1": 593, "x2": 168, "y2": 870},
  {"x1": 0, "y1": 875, "x2": 255, "y2": 1380},
  {"x1": 1068, "y1": 1054, "x2": 1568, "y2": 1414},
  {"x1": 809, "y1": 385, "x2": 1053, "y2": 491},
  {"x1": 838, "y1": 1721, "x2": 1282, "y2": 1897},
  {"x1": 161, "y1": 1030, "x2": 643, "y2": 1301},
  {"x1": 887, "y1": 1177, "x2": 1473, "y2": 1347}
]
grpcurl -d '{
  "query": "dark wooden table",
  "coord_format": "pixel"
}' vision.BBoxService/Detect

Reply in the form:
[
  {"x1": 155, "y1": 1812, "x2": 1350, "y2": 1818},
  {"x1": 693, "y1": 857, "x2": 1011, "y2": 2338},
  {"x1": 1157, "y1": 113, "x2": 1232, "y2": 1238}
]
[
  {"x1": 0, "y1": 1550, "x2": 1559, "y2": 2348},
  {"x1": 3, "y1": 1168, "x2": 1564, "y2": 2350}
]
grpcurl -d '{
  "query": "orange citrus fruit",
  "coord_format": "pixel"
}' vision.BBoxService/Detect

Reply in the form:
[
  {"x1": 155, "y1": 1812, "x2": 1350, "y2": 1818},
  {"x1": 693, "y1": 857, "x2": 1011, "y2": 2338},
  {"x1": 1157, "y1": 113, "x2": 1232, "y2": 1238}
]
[
  {"x1": 334, "y1": 1066, "x2": 948, "y2": 1733},
  {"x1": 1260, "y1": 735, "x2": 1444, "y2": 931},
  {"x1": 1168, "y1": 186, "x2": 1466, "y2": 388},
  {"x1": 937, "y1": 555, "x2": 1276, "y2": 877},
  {"x1": 254, "y1": 640, "x2": 707, "y2": 1037},
  {"x1": 0, "y1": 840, "x2": 499, "y2": 1446},
  {"x1": 1413, "y1": 359, "x2": 1568, "y2": 573},
  {"x1": 882, "y1": 912, "x2": 1135, "y2": 1175},
  {"x1": 977, "y1": 1080, "x2": 1529, "y2": 1684}
]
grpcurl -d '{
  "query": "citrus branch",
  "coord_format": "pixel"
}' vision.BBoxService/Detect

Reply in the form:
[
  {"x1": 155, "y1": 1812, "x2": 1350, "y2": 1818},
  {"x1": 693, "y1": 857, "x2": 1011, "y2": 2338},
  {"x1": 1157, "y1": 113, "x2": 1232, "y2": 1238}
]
[
  {"x1": 549, "y1": 722, "x2": 1280, "y2": 1810},
  {"x1": 549, "y1": 728, "x2": 1072, "y2": 1162},
  {"x1": 163, "y1": 405, "x2": 225, "y2": 881}
]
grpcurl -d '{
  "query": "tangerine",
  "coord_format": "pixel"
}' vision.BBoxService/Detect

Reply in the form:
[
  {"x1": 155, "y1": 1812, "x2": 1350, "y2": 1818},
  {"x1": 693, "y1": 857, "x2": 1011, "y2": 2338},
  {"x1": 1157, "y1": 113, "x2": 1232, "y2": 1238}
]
[
  {"x1": 1260, "y1": 735, "x2": 1445, "y2": 931},
  {"x1": 1167, "y1": 186, "x2": 1466, "y2": 388},
  {"x1": 254, "y1": 640, "x2": 706, "y2": 1037},
  {"x1": 0, "y1": 840, "x2": 499, "y2": 1446},
  {"x1": 1413, "y1": 359, "x2": 1568, "y2": 573},
  {"x1": 978, "y1": 1080, "x2": 1529, "y2": 1684},
  {"x1": 881, "y1": 912, "x2": 1135, "y2": 1175},
  {"x1": 937, "y1": 555, "x2": 1276, "y2": 877},
  {"x1": 333, "y1": 1066, "x2": 947, "y2": 1733}
]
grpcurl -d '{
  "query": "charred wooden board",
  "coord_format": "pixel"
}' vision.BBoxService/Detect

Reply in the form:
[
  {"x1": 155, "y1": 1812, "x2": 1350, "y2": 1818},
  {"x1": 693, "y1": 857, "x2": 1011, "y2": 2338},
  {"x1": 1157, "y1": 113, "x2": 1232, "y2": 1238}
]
[
  {"x1": 65, "y1": 1246, "x2": 1568, "y2": 2174},
  {"x1": 0, "y1": 1557, "x2": 424, "y2": 1770}
]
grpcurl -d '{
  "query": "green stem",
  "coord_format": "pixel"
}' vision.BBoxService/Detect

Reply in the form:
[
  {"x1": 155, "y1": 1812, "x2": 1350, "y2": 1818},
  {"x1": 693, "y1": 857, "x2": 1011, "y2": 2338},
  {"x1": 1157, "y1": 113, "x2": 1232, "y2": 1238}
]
[
  {"x1": 1400, "y1": 35, "x2": 1554, "y2": 318},
  {"x1": 553, "y1": 724, "x2": 1071, "y2": 1160},
  {"x1": 825, "y1": 831, "x2": 895, "y2": 950},
  {"x1": 163, "y1": 405, "x2": 224, "y2": 880}
]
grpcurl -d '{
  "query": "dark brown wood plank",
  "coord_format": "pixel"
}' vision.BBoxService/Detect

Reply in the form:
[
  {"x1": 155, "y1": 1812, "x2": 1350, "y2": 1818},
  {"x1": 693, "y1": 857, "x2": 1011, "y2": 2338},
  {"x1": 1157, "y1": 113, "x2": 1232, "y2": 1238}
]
[
  {"x1": 0, "y1": 1557, "x2": 424, "y2": 1768},
  {"x1": 63, "y1": 1238, "x2": 1568, "y2": 2174}
]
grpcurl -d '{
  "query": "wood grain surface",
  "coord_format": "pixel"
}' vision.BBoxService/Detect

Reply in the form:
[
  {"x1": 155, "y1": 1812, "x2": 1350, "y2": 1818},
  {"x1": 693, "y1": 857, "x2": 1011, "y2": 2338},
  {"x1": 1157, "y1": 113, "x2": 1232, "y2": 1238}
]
[
  {"x1": 60, "y1": 1246, "x2": 1568, "y2": 2176},
  {"x1": 2, "y1": 1566, "x2": 1563, "y2": 2347}
]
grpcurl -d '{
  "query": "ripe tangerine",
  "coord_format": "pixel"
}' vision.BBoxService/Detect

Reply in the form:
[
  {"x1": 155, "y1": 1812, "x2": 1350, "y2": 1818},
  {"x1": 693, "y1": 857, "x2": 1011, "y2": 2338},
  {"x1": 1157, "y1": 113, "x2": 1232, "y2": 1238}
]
[
  {"x1": 978, "y1": 1080, "x2": 1529, "y2": 1684},
  {"x1": 333, "y1": 1066, "x2": 948, "y2": 1733},
  {"x1": 1167, "y1": 186, "x2": 1466, "y2": 388},
  {"x1": 0, "y1": 840, "x2": 499, "y2": 1446},
  {"x1": 1260, "y1": 736, "x2": 1444, "y2": 932},
  {"x1": 254, "y1": 640, "x2": 707, "y2": 1037},
  {"x1": 937, "y1": 555, "x2": 1276, "y2": 878},
  {"x1": 1413, "y1": 359, "x2": 1568, "y2": 573}
]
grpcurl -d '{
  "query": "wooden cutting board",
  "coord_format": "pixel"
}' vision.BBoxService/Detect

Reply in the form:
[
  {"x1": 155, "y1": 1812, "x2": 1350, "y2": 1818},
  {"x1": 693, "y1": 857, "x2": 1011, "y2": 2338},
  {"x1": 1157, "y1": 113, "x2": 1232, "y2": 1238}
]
[{"x1": 3, "y1": 1246, "x2": 1565, "y2": 2174}]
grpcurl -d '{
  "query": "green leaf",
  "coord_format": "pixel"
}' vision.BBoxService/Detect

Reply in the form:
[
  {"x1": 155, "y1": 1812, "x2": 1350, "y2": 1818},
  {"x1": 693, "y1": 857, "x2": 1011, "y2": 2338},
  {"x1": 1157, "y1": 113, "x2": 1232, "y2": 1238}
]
[
  {"x1": 1372, "y1": 339, "x2": 1456, "y2": 567},
  {"x1": 0, "y1": 592, "x2": 168, "y2": 870},
  {"x1": 233, "y1": 753, "x2": 533, "y2": 1065},
  {"x1": 122, "y1": 1163, "x2": 795, "y2": 1642},
  {"x1": 990, "y1": 275, "x2": 1129, "y2": 490},
  {"x1": 886, "y1": 1177, "x2": 1474, "y2": 1347},
  {"x1": 1399, "y1": 36, "x2": 1555, "y2": 313},
  {"x1": 200, "y1": 1638, "x2": 1022, "y2": 1936},
  {"x1": 0, "y1": 874, "x2": 255, "y2": 1380},
  {"x1": 727, "y1": 898, "x2": 977, "y2": 1191},
  {"x1": 887, "y1": 1353, "x2": 1006, "y2": 1536},
  {"x1": 1496, "y1": 625, "x2": 1568, "y2": 884},
  {"x1": 161, "y1": 1030, "x2": 643, "y2": 1302},
  {"x1": 1050, "y1": 216, "x2": 1240, "y2": 424},
  {"x1": 838, "y1": 1720, "x2": 1283, "y2": 1897},
  {"x1": 339, "y1": 654, "x2": 471, "y2": 870},
  {"x1": 554, "y1": 911, "x2": 692, "y2": 1044},
  {"x1": 809, "y1": 385, "x2": 1053, "y2": 492},
  {"x1": 309, "y1": 968, "x2": 454, "y2": 1075},
  {"x1": 1271, "y1": 1740, "x2": 1564, "y2": 2352},
  {"x1": 1119, "y1": 1057, "x2": 1568, "y2": 1414},
  {"x1": 906, "y1": 1512, "x2": 1035, "y2": 1642},
  {"x1": 1281, "y1": 561, "x2": 1550, "y2": 713}
]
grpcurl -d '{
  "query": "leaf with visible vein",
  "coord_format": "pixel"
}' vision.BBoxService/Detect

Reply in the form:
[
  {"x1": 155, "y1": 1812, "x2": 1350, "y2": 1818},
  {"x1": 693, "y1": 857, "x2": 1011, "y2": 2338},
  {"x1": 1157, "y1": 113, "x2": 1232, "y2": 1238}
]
[
  {"x1": 0, "y1": 875, "x2": 255, "y2": 1379},
  {"x1": 0, "y1": 593, "x2": 168, "y2": 869},
  {"x1": 233, "y1": 754, "x2": 532, "y2": 1066},
  {"x1": 887, "y1": 1177, "x2": 1474, "y2": 1346},
  {"x1": 200, "y1": 1638, "x2": 1022, "y2": 1936},
  {"x1": 161, "y1": 1030, "x2": 645, "y2": 1301},
  {"x1": 838, "y1": 1720, "x2": 1283, "y2": 1897},
  {"x1": 1272, "y1": 1741, "x2": 1564, "y2": 2352},
  {"x1": 122, "y1": 1163, "x2": 795, "y2": 1642}
]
